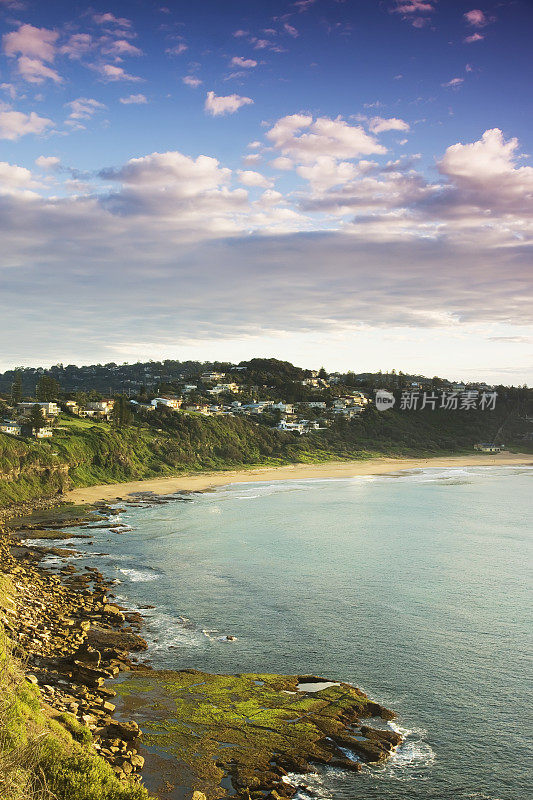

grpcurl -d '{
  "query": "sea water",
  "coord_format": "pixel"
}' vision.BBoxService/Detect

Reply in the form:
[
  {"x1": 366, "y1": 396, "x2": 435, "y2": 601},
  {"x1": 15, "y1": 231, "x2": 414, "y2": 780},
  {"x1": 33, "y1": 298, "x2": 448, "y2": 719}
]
[{"x1": 57, "y1": 466, "x2": 532, "y2": 799}]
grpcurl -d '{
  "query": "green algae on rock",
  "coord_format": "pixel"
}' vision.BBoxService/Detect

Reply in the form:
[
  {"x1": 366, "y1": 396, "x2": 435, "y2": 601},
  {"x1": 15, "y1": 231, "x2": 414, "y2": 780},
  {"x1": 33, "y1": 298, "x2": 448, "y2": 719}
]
[{"x1": 113, "y1": 669, "x2": 401, "y2": 799}]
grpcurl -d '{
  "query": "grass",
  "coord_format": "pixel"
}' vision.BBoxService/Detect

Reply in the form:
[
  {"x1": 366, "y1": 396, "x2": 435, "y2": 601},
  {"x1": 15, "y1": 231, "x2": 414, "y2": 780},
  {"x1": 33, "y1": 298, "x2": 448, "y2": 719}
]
[{"x1": 0, "y1": 574, "x2": 153, "y2": 800}]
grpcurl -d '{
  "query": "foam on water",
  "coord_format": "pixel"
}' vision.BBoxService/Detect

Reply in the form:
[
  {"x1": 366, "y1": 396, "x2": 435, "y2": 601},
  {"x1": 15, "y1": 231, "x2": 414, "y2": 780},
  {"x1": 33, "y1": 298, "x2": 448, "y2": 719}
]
[{"x1": 118, "y1": 568, "x2": 159, "y2": 582}]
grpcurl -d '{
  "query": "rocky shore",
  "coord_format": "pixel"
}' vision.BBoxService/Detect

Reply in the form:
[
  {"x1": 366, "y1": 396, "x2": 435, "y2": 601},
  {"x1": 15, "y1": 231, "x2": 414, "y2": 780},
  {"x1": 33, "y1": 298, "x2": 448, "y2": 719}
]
[
  {"x1": 0, "y1": 497, "x2": 403, "y2": 800},
  {"x1": 0, "y1": 504, "x2": 150, "y2": 783}
]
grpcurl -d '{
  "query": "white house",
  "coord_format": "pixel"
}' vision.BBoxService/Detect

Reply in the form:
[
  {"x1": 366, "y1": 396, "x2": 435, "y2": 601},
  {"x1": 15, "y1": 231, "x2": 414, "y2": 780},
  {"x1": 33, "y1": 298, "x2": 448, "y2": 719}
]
[
  {"x1": 0, "y1": 421, "x2": 22, "y2": 436},
  {"x1": 303, "y1": 401, "x2": 326, "y2": 409},
  {"x1": 474, "y1": 443, "x2": 501, "y2": 453},
  {"x1": 270, "y1": 402, "x2": 294, "y2": 414},
  {"x1": 277, "y1": 420, "x2": 304, "y2": 434},
  {"x1": 182, "y1": 384, "x2": 198, "y2": 393},
  {"x1": 86, "y1": 399, "x2": 115, "y2": 414},
  {"x1": 17, "y1": 401, "x2": 59, "y2": 417},
  {"x1": 64, "y1": 400, "x2": 80, "y2": 415},
  {"x1": 33, "y1": 426, "x2": 53, "y2": 438},
  {"x1": 151, "y1": 397, "x2": 181, "y2": 410}
]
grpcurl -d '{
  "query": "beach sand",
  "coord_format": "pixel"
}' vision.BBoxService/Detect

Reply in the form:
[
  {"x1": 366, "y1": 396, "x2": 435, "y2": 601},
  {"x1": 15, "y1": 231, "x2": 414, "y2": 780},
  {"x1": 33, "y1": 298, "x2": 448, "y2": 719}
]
[{"x1": 65, "y1": 452, "x2": 532, "y2": 504}]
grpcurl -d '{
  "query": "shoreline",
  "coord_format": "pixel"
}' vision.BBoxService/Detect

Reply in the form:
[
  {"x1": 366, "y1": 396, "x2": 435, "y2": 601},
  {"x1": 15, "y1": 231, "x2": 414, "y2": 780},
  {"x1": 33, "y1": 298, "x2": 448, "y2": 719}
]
[{"x1": 65, "y1": 452, "x2": 533, "y2": 504}]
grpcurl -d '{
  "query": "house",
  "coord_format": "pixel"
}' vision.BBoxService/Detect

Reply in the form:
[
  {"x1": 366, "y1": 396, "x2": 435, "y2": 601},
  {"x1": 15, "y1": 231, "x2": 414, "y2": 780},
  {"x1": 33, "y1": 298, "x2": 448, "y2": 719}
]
[
  {"x1": 86, "y1": 400, "x2": 115, "y2": 415},
  {"x1": 17, "y1": 401, "x2": 59, "y2": 418},
  {"x1": 269, "y1": 402, "x2": 294, "y2": 414},
  {"x1": 182, "y1": 384, "x2": 198, "y2": 393},
  {"x1": 474, "y1": 443, "x2": 502, "y2": 453},
  {"x1": 151, "y1": 397, "x2": 182, "y2": 410},
  {"x1": 304, "y1": 401, "x2": 327, "y2": 409},
  {"x1": 277, "y1": 420, "x2": 304, "y2": 434},
  {"x1": 201, "y1": 371, "x2": 225, "y2": 383},
  {"x1": 21, "y1": 424, "x2": 53, "y2": 438},
  {"x1": 64, "y1": 400, "x2": 79, "y2": 415},
  {"x1": 0, "y1": 420, "x2": 22, "y2": 436},
  {"x1": 301, "y1": 377, "x2": 319, "y2": 388}
]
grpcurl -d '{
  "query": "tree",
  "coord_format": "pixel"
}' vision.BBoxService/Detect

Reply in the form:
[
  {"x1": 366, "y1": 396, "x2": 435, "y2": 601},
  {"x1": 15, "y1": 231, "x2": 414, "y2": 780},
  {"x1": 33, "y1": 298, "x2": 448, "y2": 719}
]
[
  {"x1": 11, "y1": 370, "x2": 23, "y2": 404},
  {"x1": 112, "y1": 395, "x2": 132, "y2": 428},
  {"x1": 36, "y1": 374, "x2": 60, "y2": 401},
  {"x1": 29, "y1": 403, "x2": 45, "y2": 432}
]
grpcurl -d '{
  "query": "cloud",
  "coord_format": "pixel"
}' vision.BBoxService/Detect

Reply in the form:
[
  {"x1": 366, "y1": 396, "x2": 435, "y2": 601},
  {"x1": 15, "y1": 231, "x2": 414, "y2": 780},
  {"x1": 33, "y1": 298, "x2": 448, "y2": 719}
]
[
  {"x1": 266, "y1": 114, "x2": 386, "y2": 162},
  {"x1": 437, "y1": 128, "x2": 533, "y2": 210},
  {"x1": 66, "y1": 97, "x2": 106, "y2": 121},
  {"x1": 61, "y1": 33, "x2": 93, "y2": 59},
  {"x1": 17, "y1": 56, "x2": 63, "y2": 84},
  {"x1": 237, "y1": 169, "x2": 273, "y2": 188},
  {"x1": 464, "y1": 32, "x2": 484, "y2": 43},
  {"x1": 35, "y1": 155, "x2": 60, "y2": 171},
  {"x1": 294, "y1": 0, "x2": 317, "y2": 11},
  {"x1": 442, "y1": 77, "x2": 464, "y2": 88},
  {"x1": 119, "y1": 93, "x2": 147, "y2": 104},
  {"x1": 94, "y1": 63, "x2": 142, "y2": 82},
  {"x1": 271, "y1": 156, "x2": 294, "y2": 171},
  {"x1": 368, "y1": 116, "x2": 410, "y2": 134},
  {"x1": 283, "y1": 23, "x2": 299, "y2": 37},
  {"x1": 0, "y1": 109, "x2": 53, "y2": 140},
  {"x1": 101, "y1": 39, "x2": 143, "y2": 57},
  {"x1": 92, "y1": 12, "x2": 132, "y2": 27},
  {"x1": 183, "y1": 75, "x2": 202, "y2": 88},
  {"x1": 464, "y1": 9, "x2": 487, "y2": 27},
  {"x1": 3, "y1": 23, "x2": 58, "y2": 61},
  {"x1": 205, "y1": 91, "x2": 253, "y2": 116},
  {"x1": 391, "y1": 1, "x2": 436, "y2": 13},
  {"x1": 165, "y1": 42, "x2": 188, "y2": 55},
  {"x1": 0, "y1": 161, "x2": 41, "y2": 195},
  {"x1": 230, "y1": 56, "x2": 257, "y2": 68}
]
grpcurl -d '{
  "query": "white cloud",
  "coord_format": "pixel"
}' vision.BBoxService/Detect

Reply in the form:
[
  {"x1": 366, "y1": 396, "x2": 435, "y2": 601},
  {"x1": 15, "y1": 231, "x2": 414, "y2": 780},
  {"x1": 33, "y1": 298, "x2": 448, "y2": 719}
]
[
  {"x1": 442, "y1": 77, "x2": 464, "y2": 88},
  {"x1": 271, "y1": 156, "x2": 294, "y2": 171},
  {"x1": 92, "y1": 12, "x2": 132, "y2": 27},
  {"x1": 230, "y1": 56, "x2": 257, "y2": 68},
  {"x1": 101, "y1": 39, "x2": 143, "y2": 58},
  {"x1": 182, "y1": 75, "x2": 202, "y2": 88},
  {"x1": 17, "y1": 56, "x2": 63, "y2": 84},
  {"x1": 266, "y1": 114, "x2": 386, "y2": 162},
  {"x1": 283, "y1": 23, "x2": 299, "y2": 37},
  {"x1": 296, "y1": 156, "x2": 360, "y2": 191},
  {"x1": 35, "y1": 155, "x2": 60, "y2": 171},
  {"x1": 237, "y1": 170, "x2": 273, "y2": 188},
  {"x1": 205, "y1": 91, "x2": 253, "y2": 116},
  {"x1": 60, "y1": 33, "x2": 93, "y2": 59},
  {"x1": 95, "y1": 64, "x2": 142, "y2": 82},
  {"x1": 368, "y1": 116, "x2": 410, "y2": 134},
  {"x1": 464, "y1": 33, "x2": 484, "y2": 43},
  {"x1": 166, "y1": 42, "x2": 188, "y2": 56},
  {"x1": 0, "y1": 110, "x2": 53, "y2": 140},
  {"x1": 3, "y1": 23, "x2": 58, "y2": 61},
  {"x1": 66, "y1": 97, "x2": 106, "y2": 121},
  {"x1": 0, "y1": 161, "x2": 41, "y2": 195},
  {"x1": 119, "y1": 93, "x2": 147, "y2": 104}
]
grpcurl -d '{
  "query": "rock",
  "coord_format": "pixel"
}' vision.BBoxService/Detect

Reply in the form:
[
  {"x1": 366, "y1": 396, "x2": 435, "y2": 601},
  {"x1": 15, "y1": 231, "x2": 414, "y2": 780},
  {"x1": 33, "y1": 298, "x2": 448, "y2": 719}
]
[
  {"x1": 130, "y1": 754, "x2": 144, "y2": 769},
  {"x1": 192, "y1": 793, "x2": 207, "y2": 800},
  {"x1": 105, "y1": 720, "x2": 141, "y2": 742},
  {"x1": 26, "y1": 674, "x2": 38, "y2": 685}
]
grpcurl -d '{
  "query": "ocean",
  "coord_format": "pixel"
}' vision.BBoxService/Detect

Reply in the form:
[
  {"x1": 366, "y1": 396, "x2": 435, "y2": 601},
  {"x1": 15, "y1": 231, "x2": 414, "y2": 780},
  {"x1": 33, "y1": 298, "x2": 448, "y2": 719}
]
[{"x1": 56, "y1": 465, "x2": 532, "y2": 799}]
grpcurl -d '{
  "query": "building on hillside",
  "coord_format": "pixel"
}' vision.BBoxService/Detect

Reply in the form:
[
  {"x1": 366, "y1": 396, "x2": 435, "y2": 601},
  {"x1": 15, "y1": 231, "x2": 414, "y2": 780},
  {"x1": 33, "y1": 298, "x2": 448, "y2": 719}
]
[
  {"x1": 20, "y1": 424, "x2": 53, "y2": 438},
  {"x1": 277, "y1": 420, "x2": 304, "y2": 434},
  {"x1": 64, "y1": 400, "x2": 80, "y2": 415},
  {"x1": 269, "y1": 402, "x2": 294, "y2": 414},
  {"x1": 151, "y1": 397, "x2": 182, "y2": 410},
  {"x1": 201, "y1": 371, "x2": 225, "y2": 382},
  {"x1": 304, "y1": 401, "x2": 327, "y2": 409},
  {"x1": 182, "y1": 384, "x2": 198, "y2": 393},
  {"x1": 17, "y1": 401, "x2": 59, "y2": 417},
  {"x1": 86, "y1": 400, "x2": 115, "y2": 415},
  {"x1": 474, "y1": 443, "x2": 502, "y2": 453},
  {"x1": 0, "y1": 420, "x2": 22, "y2": 436}
]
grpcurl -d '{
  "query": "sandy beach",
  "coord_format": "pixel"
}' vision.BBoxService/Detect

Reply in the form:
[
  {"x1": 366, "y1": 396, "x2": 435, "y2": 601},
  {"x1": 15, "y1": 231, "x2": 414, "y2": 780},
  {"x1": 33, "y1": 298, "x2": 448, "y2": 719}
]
[{"x1": 65, "y1": 452, "x2": 532, "y2": 504}]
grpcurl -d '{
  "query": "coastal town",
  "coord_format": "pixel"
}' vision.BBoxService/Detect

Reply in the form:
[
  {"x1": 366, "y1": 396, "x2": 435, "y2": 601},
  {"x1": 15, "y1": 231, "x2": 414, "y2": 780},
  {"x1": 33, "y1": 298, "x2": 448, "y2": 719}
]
[{"x1": 0, "y1": 359, "x2": 509, "y2": 443}]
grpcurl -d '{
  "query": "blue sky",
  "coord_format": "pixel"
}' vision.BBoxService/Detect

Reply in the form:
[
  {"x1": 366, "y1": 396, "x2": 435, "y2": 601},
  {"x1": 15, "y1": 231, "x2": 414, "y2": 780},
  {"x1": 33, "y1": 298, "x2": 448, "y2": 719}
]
[{"x1": 0, "y1": 0, "x2": 532, "y2": 382}]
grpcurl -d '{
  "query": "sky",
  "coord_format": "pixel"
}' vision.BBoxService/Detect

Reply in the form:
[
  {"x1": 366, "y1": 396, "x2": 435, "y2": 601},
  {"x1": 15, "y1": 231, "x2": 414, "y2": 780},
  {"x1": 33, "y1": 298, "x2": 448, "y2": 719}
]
[{"x1": 0, "y1": 0, "x2": 531, "y2": 383}]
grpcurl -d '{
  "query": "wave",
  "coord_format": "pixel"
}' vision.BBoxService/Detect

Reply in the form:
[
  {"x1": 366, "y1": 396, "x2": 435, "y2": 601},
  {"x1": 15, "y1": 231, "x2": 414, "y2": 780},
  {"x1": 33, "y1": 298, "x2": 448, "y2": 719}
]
[{"x1": 118, "y1": 568, "x2": 159, "y2": 582}]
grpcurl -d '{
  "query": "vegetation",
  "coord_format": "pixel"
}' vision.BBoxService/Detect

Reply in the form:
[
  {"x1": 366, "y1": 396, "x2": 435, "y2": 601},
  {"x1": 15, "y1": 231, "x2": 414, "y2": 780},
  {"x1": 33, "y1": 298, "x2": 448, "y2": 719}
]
[
  {"x1": 0, "y1": 576, "x2": 152, "y2": 800},
  {"x1": 0, "y1": 396, "x2": 528, "y2": 509}
]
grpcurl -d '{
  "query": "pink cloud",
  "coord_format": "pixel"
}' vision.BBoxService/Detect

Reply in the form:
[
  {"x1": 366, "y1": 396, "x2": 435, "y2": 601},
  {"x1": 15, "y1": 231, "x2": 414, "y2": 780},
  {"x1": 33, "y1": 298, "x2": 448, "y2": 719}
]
[
  {"x1": 464, "y1": 33, "x2": 484, "y2": 43},
  {"x1": 3, "y1": 23, "x2": 58, "y2": 62},
  {"x1": 464, "y1": 9, "x2": 487, "y2": 27}
]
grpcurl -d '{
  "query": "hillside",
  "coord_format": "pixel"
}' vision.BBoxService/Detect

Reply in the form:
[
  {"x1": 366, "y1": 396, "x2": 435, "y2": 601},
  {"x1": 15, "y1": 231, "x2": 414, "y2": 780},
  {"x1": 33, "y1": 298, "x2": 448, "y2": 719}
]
[{"x1": 0, "y1": 403, "x2": 528, "y2": 510}]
